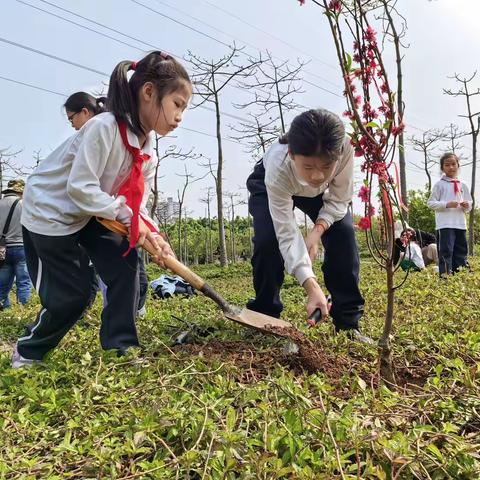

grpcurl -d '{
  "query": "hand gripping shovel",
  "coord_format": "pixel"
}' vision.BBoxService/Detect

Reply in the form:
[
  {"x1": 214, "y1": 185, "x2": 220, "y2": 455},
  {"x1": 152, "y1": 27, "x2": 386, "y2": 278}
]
[{"x1": 97, "y1": 218, "x2": 293, "y2": 335}]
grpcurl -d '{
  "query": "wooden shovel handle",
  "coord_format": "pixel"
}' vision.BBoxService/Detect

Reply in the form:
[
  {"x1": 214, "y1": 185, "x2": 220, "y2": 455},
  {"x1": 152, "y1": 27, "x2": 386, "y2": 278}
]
[{"x1": 96, "y1": 217, "x2": 206, "y2": 291}]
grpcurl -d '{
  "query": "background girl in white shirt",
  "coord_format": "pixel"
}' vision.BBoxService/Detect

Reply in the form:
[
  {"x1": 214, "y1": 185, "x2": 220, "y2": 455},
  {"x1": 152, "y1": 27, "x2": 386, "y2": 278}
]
[
  {"x1": 13, "y1": 51, "x2": 192, "y2": 367},
  {"x1": 246, "y1": 109, "x2": 366, "y2": 339},
  {"x1": 427, "y1": 153, "x2": 472, "y2": 276}
]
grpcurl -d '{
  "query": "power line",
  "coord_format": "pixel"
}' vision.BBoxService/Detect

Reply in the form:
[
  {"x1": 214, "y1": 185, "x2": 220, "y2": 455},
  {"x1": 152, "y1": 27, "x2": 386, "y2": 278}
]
[
  {"x1": 202, "y1": 0, "x2": 338, "y2": 71},
  {"x1": 151, "y1": 0, "x2": 343, "y2": 91},
  {"x1": 0, "y1": 36, "x2": 106, "y2": 76},
  {"x1": 0, "y1": 74, "x2": 241, "y2": 145},
  {"x1": 0, "y1": 36, "x2": 260, "y2": 126},
  {"x1": 4, "y1": 3, "x2": 470, "y2": 149},
  {"x1": 129, "y1": 0, "x2": 342, "y2": 98},
  {"x1": 15, "y1": 0, "x2": 147, "y2": 53},
  {"x1": 14, "y1": 0, "x2": 313, "y2": 113},
  {"x1": 0, "y1": 74, "x2": 64, "y2": 97}
]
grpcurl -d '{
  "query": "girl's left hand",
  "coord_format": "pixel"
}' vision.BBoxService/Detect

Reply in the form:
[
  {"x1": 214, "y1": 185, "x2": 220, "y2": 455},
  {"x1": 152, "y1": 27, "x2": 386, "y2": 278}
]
[
  {"x1": 460, "y1": 201, "x2": 470, "y2": 209},
  {"x1": 305, "y1": 222, "x2": 327, "y2": 263},
  {"x1": 149, "y1": 234, "x2": 175, "y2": 268}
]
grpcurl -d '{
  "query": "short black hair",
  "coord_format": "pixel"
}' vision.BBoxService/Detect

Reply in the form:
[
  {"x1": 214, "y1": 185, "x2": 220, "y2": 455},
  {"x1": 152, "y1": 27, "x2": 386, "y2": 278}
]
[{"x1": 279, "y1": 108, "x2": 345, "y2": 163}]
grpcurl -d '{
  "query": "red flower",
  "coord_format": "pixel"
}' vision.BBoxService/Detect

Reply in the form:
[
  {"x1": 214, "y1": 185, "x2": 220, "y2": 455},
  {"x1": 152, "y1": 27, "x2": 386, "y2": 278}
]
[
  {"x1": 328, "y1": 0, "x2": 342, "y2": 13},
  {"x1": 367, "y1": 205, "x2": 376, "y2": 217},
  {"x1": 358, "y1": 185, "x2": 370, "y2": 202},
  {"x1": 354, "y1": 95, "x2": 362, "y2": 107},
  {"x1": 354, "y1": 148, "x2": 364, "y2": 157},
  {"x1": 343, "y1": 110, "x2": 353, "y2": 119},
  {"x1": 298, "y1": 0, "x2": 305, "y2": 4},
  {"x1": 358, "y1": 216, "x2": 371, "y2": 231},
  {"x1": 391, "y1": 122, "x2": 405, "y2": 136},
  {"x1": 365, "y1": 26, "x2": 376, "y2": 42}
]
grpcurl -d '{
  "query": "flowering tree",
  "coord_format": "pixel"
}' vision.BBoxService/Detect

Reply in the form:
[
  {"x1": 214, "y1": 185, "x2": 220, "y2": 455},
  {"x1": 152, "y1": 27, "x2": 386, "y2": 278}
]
[{"x1": 298, "y1": 0, "x2": 409, "y2": 385}]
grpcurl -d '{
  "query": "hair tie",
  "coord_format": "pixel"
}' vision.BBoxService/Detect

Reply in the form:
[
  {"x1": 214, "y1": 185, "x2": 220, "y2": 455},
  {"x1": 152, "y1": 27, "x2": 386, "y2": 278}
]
[{"x1": 130, "y1": 61, "x2": 138, "y2": 71}]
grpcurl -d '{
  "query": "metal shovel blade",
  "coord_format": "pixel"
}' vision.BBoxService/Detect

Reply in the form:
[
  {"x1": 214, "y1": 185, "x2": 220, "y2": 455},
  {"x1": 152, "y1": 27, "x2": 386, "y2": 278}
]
[{"x1": 224, "y1": 307, "x2": 292, "y2": 335}]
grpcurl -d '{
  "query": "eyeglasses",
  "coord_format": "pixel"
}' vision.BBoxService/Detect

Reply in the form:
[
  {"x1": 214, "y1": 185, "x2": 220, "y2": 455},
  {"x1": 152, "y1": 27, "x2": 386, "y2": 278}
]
[{"x1": 67, "y1": 112, "x2": 79, "y2": 122}]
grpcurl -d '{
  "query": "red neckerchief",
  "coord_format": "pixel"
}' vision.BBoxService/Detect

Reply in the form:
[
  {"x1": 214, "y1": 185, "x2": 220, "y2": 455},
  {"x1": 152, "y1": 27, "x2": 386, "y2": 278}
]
[
  {"x1": 442, "y1": 175, "x2": 460, "y2": 195},
  {"x1": 117, "y1": 122, "x2": 150, "y2": 255},
  {"x1": 451, "y1": 179, "x2": 460, "y2": 195}
]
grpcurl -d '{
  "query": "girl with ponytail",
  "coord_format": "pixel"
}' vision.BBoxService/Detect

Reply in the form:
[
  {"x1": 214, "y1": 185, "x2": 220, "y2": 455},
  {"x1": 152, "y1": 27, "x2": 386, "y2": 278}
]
[{"x1": 13, "y1": 51, "x2": 192, "y2": 368}]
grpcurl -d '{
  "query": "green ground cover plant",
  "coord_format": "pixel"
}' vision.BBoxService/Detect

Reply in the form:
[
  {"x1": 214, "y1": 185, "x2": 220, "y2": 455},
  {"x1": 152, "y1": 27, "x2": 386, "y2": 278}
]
[{"x1": 1, "y1": 259, "x2": 479, "y2": 479}]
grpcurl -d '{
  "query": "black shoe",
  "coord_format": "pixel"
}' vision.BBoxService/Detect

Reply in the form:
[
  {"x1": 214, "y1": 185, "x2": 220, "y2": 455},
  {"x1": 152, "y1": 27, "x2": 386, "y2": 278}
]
[{"x1": 347, "y1": 329, "x2": 376, "y2": 346}]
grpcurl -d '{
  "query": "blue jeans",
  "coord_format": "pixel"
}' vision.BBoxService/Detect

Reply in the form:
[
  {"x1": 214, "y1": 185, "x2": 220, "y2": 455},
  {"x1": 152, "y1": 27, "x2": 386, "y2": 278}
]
[{"x1": 0, "y1": 245, "x2": 32, "y2": 308}]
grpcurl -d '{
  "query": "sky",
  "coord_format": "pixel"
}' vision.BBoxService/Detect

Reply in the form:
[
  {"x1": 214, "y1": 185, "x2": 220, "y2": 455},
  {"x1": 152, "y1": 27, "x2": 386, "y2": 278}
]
[{"x1": 1, "y1": 0, "x2": 479, "y2": 219}]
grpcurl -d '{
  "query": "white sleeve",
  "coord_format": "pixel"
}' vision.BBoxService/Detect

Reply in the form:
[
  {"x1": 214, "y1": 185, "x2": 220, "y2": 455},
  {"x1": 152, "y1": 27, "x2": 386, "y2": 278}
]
[
  {"x1": 266, "y1": 180, "x2": 315, "y2": 285},
  {"x1": 67, "y1": 119, "x2": 126, "y2": 219},
  {"x1": 462, "y1": 183, "x2": 473, "y2": 212},
  {"x1": 427, "y1": 183, "x2": 447, "y2": 211},
  {"x1": 316, "y1": 141, "x2": 353, "y2": 227}
]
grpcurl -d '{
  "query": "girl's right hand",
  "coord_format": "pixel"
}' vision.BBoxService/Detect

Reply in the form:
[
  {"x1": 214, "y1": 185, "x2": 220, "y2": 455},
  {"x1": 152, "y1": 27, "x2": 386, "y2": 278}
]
[{"x1": 446, "y1": 201, "x2": 459, "y2": 208}]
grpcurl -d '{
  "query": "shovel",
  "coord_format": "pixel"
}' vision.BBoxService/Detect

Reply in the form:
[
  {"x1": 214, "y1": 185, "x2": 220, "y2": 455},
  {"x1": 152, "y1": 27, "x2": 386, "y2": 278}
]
[{"x1": 97, "y1": 218, "x2": 293, "y2": 336}]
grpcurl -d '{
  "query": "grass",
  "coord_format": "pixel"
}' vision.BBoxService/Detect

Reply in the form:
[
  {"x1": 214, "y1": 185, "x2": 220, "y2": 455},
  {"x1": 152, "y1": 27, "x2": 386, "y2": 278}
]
[{"x1": 0, "y1": 259, "x2": 479, "y2": 479}]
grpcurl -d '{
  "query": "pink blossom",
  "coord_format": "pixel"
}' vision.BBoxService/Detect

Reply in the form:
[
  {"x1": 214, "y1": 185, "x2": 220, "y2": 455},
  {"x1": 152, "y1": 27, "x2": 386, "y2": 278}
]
[
  {"x1": 365, "y1": 26, "x2": 376, "y2": 42},
  {"x1": 354, "y1": 95, "x2": 362, "y2": 107},
  {"x1": 367, "y1": 205, "x2": 376, "y2": 217},
  {"x1": 343, "y1": 110, "x2": 353, "y2": 119},
  {"x1": 358, "y1": 216, "x2": 371, "y2": 231},
  {"x1": 358, "y1": 185, "x2": 370, "y2": 202},
  {"x1": 328, "y1": 0, "x2": 342, "y2": 12},
  {"x1": 354, "y1": 148, "x2": 364, "y2": 157},
  {"x1": 298, "y1": 0, "x2": 305, "y2": 4},
  {"x1": 391, "y1": 122, "x2": 405, "y2": 136}
]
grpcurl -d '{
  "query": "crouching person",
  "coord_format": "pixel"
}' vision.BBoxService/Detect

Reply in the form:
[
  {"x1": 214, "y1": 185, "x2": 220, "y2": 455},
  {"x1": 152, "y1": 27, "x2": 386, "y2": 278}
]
[{"x1": 246, "y1": 108, "x2": 371, "y2": 343}]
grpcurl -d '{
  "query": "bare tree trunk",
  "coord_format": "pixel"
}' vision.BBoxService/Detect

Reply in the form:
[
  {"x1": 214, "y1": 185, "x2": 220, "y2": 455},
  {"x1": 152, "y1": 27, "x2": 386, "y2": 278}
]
[
  {"x1": 184, "y1": 209, "x2": 188, "y2": 266},
  {"x1": 379, "y1": 194, "x2": 396, "y2": 387},
  {"x1": 214, "y1": 89, "x2": 227, "y2": 267},
  {"x1": 385, "y1": 0, "x2": 408, "y2": 207},
  {"x1": 177, "y1": 204, "x2": 182, "y2": 263},
  {"x1": 469, "y1": 129, "x2": 478, "y2": 253}
]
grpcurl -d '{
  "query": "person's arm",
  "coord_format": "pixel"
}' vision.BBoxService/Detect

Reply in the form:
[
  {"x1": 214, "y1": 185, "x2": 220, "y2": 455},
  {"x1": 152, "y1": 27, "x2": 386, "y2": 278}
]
[
  {"x1": 266, "y1": 180, "x2": 330, "y2": 319},
  {"x1": 427, "y1": 183, "x2": 448, "y2": 210},
  {"x1": 460, "y1": 184, "x2": 473, "y2": 212},
  {"x1": 67, "y1": 119, "x2": 126, "y2": 219},
  {"x1": 266, "y1": 180, "x2": 314, "y2": 285},
  {"x1": 316, "y1": 141, "x2": 354, "y2": 228}
]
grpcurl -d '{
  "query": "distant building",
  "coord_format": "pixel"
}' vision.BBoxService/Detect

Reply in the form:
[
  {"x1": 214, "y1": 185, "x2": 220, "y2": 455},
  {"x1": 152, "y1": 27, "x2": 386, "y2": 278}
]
[{"x1": 156, "y1": 197, "x2": 181, "y2": 224}]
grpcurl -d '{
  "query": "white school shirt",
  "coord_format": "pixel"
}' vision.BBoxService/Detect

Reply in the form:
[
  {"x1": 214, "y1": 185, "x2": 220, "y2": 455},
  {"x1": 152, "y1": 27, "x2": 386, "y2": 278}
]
[
  {"x1": 263, "y1": 139, "x2": 354, "y2": 285},
  {"x1": 22, "y1": 112, "x2": 158, "y2": 236},
  {"x1": 427, "y1": 175, "x2": 472, "y2": 230}
]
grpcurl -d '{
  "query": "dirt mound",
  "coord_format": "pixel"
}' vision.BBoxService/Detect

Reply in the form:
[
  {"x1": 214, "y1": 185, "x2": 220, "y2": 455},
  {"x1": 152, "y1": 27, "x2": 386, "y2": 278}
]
[{"x1": 173, "y1": 330, "x2": 351, "y2": 386}]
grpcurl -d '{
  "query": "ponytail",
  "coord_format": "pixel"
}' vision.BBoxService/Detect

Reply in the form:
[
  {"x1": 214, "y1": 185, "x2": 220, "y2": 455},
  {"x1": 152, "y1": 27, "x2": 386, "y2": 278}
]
[
  {"x1": 64, "y1": 91, "x2": 106, "y2": 116},
  {"x1": 107, "y1": 51, "x2": 191, "y2": 137},
  {"x1": 107, "y1": 60, "x2": 140, "y2": 135}
]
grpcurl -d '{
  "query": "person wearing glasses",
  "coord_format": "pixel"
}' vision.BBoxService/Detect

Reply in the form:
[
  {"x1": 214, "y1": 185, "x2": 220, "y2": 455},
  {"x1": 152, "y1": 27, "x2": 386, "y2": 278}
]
[{"x1": 65, "y1": 92, "x2": 107, "y2": 131}]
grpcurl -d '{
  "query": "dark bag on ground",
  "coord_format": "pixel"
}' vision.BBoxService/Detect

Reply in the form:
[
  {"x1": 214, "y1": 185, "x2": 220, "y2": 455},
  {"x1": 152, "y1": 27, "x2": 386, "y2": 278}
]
[{"x1": 150, "y1": 275, "x2": 195, "y2": 299}]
